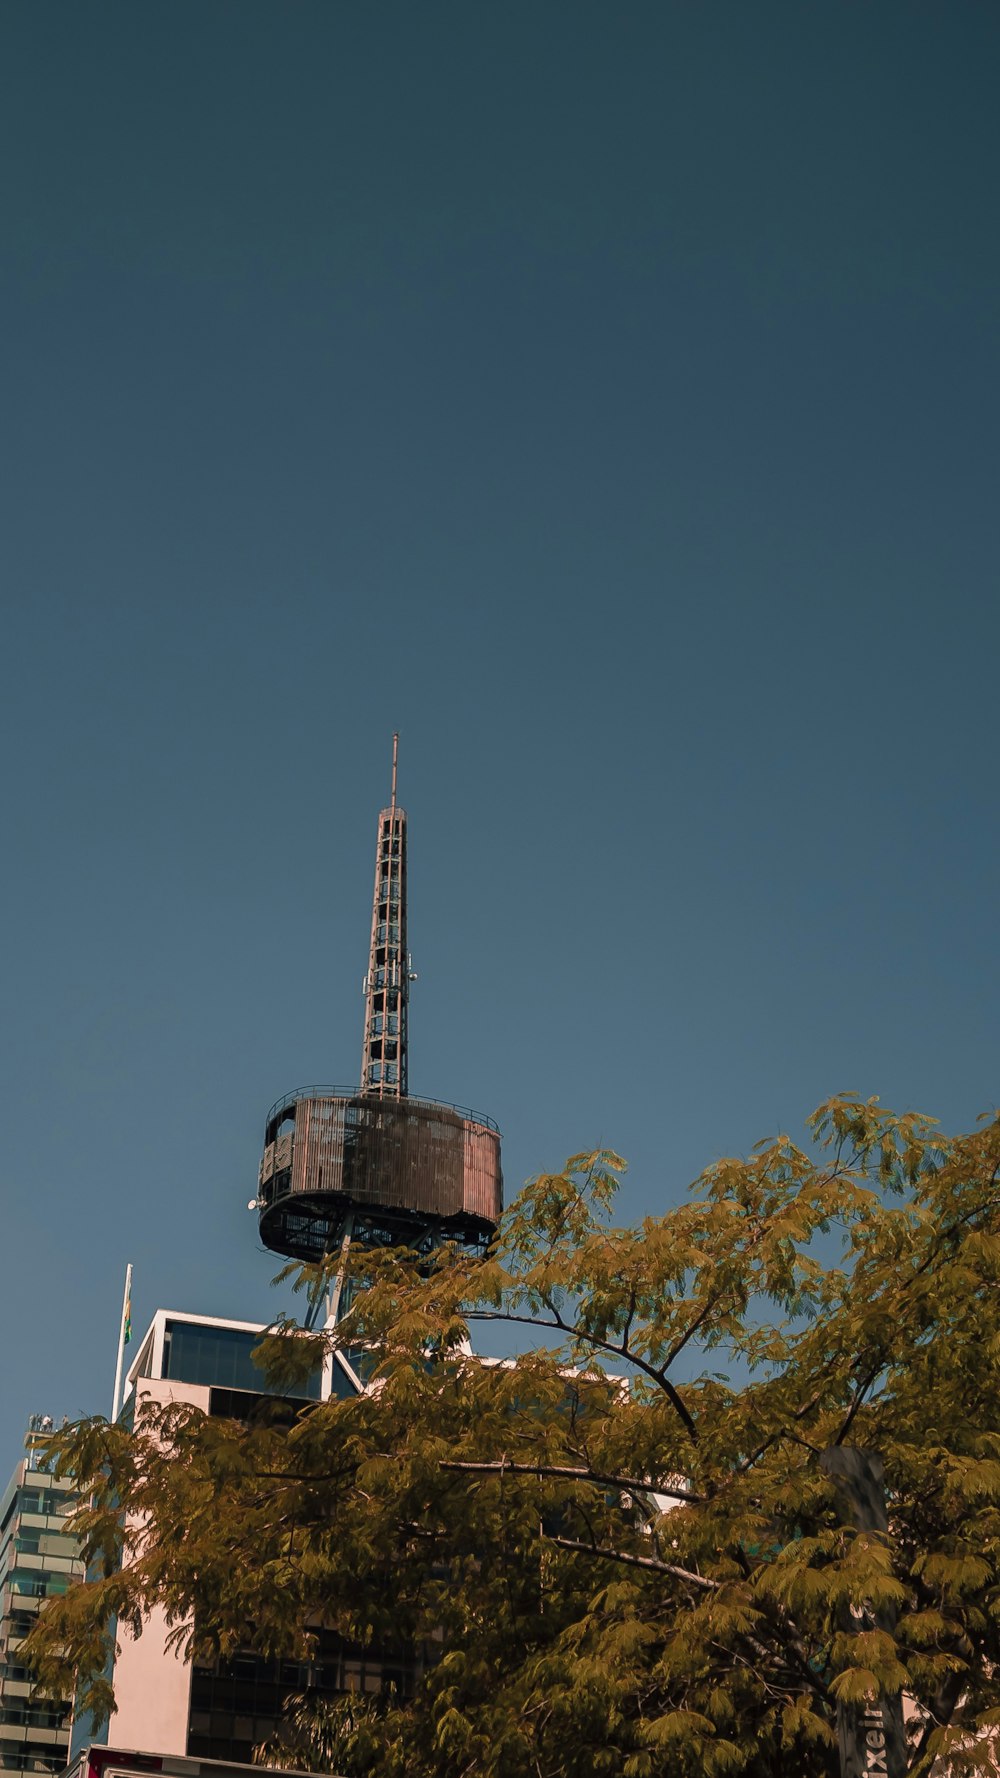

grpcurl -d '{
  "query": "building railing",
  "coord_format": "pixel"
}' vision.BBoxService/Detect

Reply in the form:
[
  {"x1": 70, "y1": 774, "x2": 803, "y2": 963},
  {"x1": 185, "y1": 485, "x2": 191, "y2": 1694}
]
[{"x1": 265, "y1": 1085, "x2": 500, "y2": 1135}]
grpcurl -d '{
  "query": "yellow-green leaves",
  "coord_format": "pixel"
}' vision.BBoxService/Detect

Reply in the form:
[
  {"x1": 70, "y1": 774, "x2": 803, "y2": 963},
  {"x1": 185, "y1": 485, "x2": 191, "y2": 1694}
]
[{"x1": 24, "y1": 1099, "x2": 1000, "y2": 1777}]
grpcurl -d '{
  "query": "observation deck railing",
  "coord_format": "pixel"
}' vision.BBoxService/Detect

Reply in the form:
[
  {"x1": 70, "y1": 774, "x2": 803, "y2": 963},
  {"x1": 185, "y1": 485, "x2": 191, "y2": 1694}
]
[{"x1": 265, "y1": 1085, "x2": 500, "y2": 1136}]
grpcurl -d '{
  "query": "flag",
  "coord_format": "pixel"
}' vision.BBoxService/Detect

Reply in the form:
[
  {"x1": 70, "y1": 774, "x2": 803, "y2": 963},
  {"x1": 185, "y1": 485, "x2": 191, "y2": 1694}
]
[{"x1": 112, "y1": 1263, "x2": 134, "y2": 1423}]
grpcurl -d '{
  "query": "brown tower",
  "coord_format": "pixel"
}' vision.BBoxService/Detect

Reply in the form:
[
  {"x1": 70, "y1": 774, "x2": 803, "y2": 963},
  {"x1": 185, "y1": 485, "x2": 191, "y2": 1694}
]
[{"x1": 254, "y1": 739, "x2": 502, "y2": 1270}]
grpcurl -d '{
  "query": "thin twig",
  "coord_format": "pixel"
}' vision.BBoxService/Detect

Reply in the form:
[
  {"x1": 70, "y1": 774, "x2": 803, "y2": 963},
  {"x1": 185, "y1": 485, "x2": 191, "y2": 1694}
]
[{"x1": 466, "y1": 1309, "x2": 699, "y2": 1442}]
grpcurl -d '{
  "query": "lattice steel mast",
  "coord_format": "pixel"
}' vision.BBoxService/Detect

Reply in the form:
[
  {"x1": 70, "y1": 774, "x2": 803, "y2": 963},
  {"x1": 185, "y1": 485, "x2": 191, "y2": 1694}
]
[{"x1": 360, "y1": 733, "x2": 413, "y2": 1097}]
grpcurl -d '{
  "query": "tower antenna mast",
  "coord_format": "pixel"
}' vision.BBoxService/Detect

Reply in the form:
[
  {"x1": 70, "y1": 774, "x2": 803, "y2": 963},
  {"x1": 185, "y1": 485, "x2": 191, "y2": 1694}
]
[
  {"x1": 360, "y1": 733, "x2": 410, "y2": 1097},
  {"x1": 253, "y1": 728, "x2": 500, "y2": 1291}
]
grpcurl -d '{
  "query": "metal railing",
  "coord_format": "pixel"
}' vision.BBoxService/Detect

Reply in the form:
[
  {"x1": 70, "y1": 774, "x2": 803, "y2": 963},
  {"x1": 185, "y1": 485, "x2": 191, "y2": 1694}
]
[{"x1": 264, "y1": 1084, "x2": 500, "y2": 1135}]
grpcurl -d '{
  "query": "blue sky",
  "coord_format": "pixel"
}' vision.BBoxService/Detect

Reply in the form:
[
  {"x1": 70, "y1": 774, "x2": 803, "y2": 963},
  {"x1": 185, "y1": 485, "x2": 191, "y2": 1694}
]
[{"x1": 1, "y1": 2, "x2": 997, "y2": 1456}]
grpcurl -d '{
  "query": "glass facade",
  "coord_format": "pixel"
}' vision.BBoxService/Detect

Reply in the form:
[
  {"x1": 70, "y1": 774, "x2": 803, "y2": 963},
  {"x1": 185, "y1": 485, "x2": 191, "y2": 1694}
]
[
  {"x1": 188, "y1": 1636, "x2": 412, "y2": 1764},
  {"x1": 162, "y1": 1321, "x2": 322, "y2": 1399}
]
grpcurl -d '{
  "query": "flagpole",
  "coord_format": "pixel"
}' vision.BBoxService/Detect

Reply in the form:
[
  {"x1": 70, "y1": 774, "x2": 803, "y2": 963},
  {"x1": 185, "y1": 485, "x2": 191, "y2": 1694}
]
[{"x1": 111, "y1": 1263, "x2": 133, "y2": 1423}]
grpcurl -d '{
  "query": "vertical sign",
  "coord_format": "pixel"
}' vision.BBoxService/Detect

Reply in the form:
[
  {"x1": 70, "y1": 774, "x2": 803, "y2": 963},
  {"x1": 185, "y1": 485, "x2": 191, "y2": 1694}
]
[{"x1": 819, "y1": 1448, "x2": 907, "y2": 1778}]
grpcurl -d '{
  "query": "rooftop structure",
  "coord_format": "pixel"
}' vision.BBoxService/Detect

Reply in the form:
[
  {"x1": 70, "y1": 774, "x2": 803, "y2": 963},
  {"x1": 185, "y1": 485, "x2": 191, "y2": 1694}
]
[
  {"x1": 254, "y1": 738, "x2": 503, "y2": 1271},
  {"x1": 71, "y1": 1311, "x2": 407, "y2": 1769}
]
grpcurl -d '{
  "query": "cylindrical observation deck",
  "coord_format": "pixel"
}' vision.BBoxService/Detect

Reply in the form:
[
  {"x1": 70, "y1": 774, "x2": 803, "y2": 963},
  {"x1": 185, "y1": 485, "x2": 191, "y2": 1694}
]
[{"x1": 257, "y1": 1086, "x2": 503, "y2": 1263}]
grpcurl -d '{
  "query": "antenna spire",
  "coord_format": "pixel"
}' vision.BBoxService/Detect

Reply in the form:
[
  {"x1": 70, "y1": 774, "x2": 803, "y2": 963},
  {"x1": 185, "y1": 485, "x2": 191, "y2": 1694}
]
[{"x1": 360, "y1": 735, "x2": 410, "y2": 1098}]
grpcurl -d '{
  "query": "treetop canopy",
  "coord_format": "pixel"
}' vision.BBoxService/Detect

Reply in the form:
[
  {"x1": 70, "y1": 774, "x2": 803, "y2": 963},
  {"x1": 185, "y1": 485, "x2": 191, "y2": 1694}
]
[{"x1": 26, "y1": 1096, "x2": 1000, "y2": 1777}]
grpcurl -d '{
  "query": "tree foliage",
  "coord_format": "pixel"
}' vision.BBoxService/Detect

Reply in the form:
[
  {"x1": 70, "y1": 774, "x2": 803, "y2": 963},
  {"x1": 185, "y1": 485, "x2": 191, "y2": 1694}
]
[{"x1": 25, "y1": 1096, "x2": 1000, "y2": 1776}]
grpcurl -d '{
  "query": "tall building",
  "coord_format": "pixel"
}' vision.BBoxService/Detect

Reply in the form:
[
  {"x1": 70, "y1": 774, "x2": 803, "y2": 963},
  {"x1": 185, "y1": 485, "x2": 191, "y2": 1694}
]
[
  {"x1": 68, "y1": 1311, "x2": 385, "y2": 1767},
  {"x1": 0, "y1": 1424, "x2": 82, "y2": 1778},
  {"x1": 77, "y1": 743, "x2": 497, "y2": 1762}
]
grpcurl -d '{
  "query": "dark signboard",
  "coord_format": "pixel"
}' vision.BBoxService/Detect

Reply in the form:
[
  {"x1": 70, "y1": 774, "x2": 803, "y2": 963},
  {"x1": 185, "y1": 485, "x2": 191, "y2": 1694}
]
[{"x1": 819, "y1": 1448, "x2": 907, "y2": 1778}]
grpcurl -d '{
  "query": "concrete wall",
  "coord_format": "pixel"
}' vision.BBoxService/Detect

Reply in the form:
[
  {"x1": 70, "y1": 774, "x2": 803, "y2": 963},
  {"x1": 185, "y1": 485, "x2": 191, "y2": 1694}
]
[{"x1": 107, "y1": 1377, "x2": 210, "y2": 1756}]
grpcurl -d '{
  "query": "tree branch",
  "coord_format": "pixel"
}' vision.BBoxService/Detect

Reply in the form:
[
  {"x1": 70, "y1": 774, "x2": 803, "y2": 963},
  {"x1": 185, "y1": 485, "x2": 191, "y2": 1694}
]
[
  {"x1": 733, "y1": 1368, "x2": 840, "y2": 1477},
  {"x1": 439, "y1": 1458, "x2": 701, "y2": 1503},
  {"x1": 545, "y1": 1534, "x2": 718, "y2": 1591},
  {"x1": 548, "y1": 1533, "x2": 829, "y2": 1706},
  {"x1": 465, "y1": 1309, "x2": 699, "y2": 1443}
]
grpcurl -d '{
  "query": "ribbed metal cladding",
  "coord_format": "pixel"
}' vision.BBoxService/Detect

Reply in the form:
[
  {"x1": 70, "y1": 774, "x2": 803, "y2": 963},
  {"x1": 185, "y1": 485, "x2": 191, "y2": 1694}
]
[
  {"x1": 302, "y1": 1095, "x2": 498, "y2": 1221},
  {"x1": 258, "y1": 1093, "x2": 502, "y2": 1243}
]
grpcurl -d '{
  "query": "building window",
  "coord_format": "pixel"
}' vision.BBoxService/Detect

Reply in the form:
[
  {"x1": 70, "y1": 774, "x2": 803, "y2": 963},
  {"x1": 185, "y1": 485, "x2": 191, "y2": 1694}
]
[
  {"x1": 161, "y1": 1322, "x2": 320, "y2": 1398},
  {"x1": 188, "y1": 1639, "x2": 411, "y2": 1765}
]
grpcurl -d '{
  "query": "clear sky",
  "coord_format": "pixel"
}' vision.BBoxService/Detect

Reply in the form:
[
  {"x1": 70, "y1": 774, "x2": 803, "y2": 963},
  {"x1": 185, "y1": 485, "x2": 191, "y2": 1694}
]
[{"x1": 1, "y1": 2, "x2": 997, "y2": 1458}]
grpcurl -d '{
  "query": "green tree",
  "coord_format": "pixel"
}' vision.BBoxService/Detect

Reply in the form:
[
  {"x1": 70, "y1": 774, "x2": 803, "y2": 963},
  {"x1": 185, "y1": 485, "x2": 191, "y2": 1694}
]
[{"x1": 26, "y1": 1097, "x2": 1000, "y2": 1776}]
